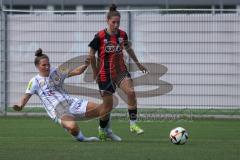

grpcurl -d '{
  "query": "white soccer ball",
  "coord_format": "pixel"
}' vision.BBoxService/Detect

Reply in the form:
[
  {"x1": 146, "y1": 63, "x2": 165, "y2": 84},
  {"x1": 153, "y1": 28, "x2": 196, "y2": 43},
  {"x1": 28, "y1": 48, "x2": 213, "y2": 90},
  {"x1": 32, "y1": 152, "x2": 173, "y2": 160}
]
[{"x1": 169, "y1": 127, "x2": 189, "y2": 145}]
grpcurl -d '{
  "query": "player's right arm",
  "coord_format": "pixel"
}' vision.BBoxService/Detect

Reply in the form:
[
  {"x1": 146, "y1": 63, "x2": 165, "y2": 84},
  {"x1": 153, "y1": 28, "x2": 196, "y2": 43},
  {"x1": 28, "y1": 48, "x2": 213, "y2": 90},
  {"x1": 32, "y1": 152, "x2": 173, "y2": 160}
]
[
  {"x1": 13, "y1": 78, "x2": 36, "y2": 111},
  {"x1": 13, "y1": 94, "x2": 32, "y2": 111},
  {"x1": 88, "y1": 33, "x2": 100, "y2": 80},
  {"x1": 89, "y1": 48, "x2": 98, "y2": 80}
]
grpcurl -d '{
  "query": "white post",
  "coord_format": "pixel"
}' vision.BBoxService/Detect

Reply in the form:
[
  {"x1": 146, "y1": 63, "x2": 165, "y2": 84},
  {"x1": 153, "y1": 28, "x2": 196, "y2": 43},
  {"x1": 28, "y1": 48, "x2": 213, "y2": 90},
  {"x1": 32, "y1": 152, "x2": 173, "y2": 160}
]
[
  {"x1": 76, "y1": 5, "x2": 83, "y2": 11},
  {"x1": 237, "y1": 5, "x2": 240, "y2": 14},
  {"x1": 211, "y1": 5, "x2": 215, "y2": 15},
  {"x1": 47, "y1": 5, "x2": 54, "y2": 11},
  {"x1": 47, "y1": 5, "x2": 54, "y2": 14}
]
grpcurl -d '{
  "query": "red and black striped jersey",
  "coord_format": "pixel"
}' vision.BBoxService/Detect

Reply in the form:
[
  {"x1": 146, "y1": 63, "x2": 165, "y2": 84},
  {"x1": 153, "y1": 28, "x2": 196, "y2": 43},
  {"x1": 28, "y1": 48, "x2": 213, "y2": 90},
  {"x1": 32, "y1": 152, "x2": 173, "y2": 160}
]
[{"x1": 89, "y1": 28, "x2": 128, "y2": 82}]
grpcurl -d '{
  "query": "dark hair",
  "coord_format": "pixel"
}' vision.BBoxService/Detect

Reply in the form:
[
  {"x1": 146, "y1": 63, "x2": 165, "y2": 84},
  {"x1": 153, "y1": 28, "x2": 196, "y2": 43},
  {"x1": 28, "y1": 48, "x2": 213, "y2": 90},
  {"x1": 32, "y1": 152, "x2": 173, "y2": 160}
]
[
  {"x1": 107, "y1": 4, "x2": 121, "y2": 20},
  {"x1": 34, "y1": 48, "x2": 49, "y2": 66}
]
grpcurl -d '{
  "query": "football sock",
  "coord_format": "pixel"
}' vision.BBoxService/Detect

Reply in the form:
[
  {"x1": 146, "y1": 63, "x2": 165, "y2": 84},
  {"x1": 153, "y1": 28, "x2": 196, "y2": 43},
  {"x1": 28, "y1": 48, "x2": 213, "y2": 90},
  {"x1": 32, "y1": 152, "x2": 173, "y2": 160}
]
[
  {"x1": 129, "y1": 109, "x2": 138, "y2": 125},
  {"x1": 128, "y1": 108, "x2": 137, "y2": 121},
  {"x1": 99, "y1": 118, "x2": 110, "y2": 129},
  {"x1": 130, "y1": 120, "x2": 137, "y2": 125}
]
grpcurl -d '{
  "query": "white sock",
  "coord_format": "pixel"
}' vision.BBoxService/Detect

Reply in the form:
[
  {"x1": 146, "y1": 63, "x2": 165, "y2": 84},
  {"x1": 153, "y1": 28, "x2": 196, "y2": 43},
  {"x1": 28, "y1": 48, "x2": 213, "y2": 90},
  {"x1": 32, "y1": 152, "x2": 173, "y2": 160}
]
[
  {"x1": 75, "y1": 131, "x2": 85, "y2": 141},
  {"x1": 75, "y1": 131, "x2": 99, "y2": 142},
  {"x1": 130, "y1": 120, "x2": 137, "y2": 125}
]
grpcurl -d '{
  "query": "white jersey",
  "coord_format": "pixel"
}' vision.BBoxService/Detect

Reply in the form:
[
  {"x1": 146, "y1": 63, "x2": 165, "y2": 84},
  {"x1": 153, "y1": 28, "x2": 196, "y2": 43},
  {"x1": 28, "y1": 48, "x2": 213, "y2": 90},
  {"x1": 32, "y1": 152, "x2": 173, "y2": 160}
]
[{"x1": 26, "y1": 67, "x2": 73, "y2": 120}]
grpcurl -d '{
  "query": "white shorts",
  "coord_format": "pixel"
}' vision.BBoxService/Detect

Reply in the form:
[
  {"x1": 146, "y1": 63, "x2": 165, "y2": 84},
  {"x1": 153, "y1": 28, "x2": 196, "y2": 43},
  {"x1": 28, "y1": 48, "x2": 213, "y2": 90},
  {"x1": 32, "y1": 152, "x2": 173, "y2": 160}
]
[
  {"x1": 69, "y1": 98, "x2": 88, "y2": 117},
  {"x1": 54, "y1": 98, "x2": 88, "y2": 121}
]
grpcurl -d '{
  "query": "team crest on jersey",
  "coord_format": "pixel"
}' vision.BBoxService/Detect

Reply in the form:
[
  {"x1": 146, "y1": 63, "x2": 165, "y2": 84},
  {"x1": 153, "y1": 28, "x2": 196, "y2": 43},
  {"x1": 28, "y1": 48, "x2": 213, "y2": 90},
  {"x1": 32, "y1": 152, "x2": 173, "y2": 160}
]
[
  {"x1": 118, "y1": 37, "x2": 123, "y2": 43},
  {"x1": 39, "y1": 79, "x2": 45, "y2": 87}
]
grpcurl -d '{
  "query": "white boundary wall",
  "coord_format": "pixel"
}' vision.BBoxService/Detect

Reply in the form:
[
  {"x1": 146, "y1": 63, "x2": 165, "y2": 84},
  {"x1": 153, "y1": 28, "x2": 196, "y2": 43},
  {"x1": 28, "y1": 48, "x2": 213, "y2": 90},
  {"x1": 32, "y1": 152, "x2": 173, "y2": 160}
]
[{"x1": 1, "y1": 10, "x2": 240, "y2": 110}]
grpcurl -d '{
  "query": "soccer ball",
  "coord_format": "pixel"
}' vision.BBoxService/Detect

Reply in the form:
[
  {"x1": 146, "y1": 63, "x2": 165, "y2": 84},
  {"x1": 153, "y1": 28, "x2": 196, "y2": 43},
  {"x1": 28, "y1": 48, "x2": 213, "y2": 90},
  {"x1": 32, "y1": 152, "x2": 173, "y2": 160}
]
[{"x1": 169, "y1": 127, "x2": 189, "y2": 145}]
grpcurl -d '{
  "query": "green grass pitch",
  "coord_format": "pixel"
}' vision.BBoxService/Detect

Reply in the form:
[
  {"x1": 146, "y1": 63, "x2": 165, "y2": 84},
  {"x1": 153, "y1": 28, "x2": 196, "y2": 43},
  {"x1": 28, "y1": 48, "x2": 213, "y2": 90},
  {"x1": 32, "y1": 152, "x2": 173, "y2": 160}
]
[{"x1": 0, "y1": 117, "x2": 239, "y2": 160}]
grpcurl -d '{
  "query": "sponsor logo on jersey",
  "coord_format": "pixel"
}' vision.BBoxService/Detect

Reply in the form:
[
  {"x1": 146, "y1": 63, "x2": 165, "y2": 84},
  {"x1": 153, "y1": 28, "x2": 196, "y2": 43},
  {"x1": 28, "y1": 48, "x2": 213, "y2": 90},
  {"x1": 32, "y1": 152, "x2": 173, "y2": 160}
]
[
  {"x1": 104, "y1": 40, "x2": 123, "y2": 53},
  {"x1": 55, "y1": 76, "x2": 60, "y2": 82}
]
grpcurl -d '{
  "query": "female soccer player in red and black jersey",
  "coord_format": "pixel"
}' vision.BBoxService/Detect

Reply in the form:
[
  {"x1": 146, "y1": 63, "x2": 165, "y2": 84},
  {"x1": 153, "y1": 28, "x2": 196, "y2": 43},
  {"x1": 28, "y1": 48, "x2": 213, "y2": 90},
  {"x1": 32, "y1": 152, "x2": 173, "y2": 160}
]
[{"x1": 88, "y1": 4, "x2": 148, "y2": 141}]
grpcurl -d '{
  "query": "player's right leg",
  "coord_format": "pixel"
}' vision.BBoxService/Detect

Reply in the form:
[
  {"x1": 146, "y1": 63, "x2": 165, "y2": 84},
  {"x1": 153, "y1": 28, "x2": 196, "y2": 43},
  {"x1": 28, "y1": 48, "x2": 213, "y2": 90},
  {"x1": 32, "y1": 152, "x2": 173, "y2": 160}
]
[
  {"x1": 99, "y1": 113, "x2": 122, "y2": 142},
  {"x1": 99, "y1": 93, "x2": 122, "y2": 141},
  {"x1": 93, "y1": 81, "x2": 122, "y2": 141},
  {"x1": 60, "y1": 115, "x2": 99, "y2": 142},
  {"x1": 85, "y1": 95, "x2": 122, "y2": 141}
]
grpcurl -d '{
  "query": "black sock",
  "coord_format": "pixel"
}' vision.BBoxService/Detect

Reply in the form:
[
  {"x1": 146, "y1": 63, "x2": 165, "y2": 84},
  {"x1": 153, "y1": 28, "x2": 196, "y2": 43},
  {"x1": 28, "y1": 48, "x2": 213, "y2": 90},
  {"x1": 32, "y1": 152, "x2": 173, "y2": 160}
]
[
  {"x1": 128, "y1": 109, "x2": 137, "y2": 121},
  {"x1": 99, "y1": 118, "x2": 109, "y2": 129}
]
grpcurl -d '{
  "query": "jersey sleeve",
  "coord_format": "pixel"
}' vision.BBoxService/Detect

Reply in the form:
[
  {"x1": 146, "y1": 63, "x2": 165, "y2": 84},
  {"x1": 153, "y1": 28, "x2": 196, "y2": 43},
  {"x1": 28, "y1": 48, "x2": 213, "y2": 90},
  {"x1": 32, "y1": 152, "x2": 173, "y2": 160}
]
[
  {"x1": 25, "y1": 78, "x2": 37, "y2": 95},
  {"x1": 123, "y1": 32, "x2": 129, "y2": 47},
  {"x1": 88, "y1": 33, "x2": 100, "y2": 51},
  {"x1": 123, "y1": 32, "x2": 128, "y2": 41},
  {"x1": 56, "y1": 66, "x2": 69, "y2": 81}
]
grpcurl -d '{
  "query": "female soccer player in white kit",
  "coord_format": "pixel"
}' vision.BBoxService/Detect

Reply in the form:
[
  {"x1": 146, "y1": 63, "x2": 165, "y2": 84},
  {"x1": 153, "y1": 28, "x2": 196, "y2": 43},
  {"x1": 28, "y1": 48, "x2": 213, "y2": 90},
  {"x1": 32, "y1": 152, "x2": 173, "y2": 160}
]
[{"x1": 13, "y1": 48, "x2": 114, "y2": 142}]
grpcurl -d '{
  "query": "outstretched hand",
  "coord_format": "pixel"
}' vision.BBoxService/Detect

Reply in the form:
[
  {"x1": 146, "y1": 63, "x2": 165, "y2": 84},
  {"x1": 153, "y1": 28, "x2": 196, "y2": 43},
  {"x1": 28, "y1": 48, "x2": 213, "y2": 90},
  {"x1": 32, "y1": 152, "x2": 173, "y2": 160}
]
[
  {"x1": 84, "y1": 56, "x2": 91, "y2": 66},
  {"x1": 137, "y1": 63, "x2": 149, "y2": 74},
  {"x1": 13, "y1": 105, "x2": 23, "y2": 111}
]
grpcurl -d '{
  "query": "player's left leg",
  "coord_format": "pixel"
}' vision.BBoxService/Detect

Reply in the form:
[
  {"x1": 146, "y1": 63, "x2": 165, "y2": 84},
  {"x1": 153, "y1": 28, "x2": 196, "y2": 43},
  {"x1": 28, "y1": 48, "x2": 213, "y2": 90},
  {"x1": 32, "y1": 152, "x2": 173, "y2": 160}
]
[
  {"x1": 60, "y1": 115, "x2": 99, "y2": 142},
  {"x1": 119, "y1": 76, "x2": 144, "y2": 135}
]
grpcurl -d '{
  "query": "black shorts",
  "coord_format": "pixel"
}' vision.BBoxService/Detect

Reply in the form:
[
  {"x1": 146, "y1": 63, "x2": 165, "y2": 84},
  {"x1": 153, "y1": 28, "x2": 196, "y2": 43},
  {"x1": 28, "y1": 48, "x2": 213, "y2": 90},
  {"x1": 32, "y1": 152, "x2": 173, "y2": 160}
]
[{"x1": 98, "y1": 71, "x2": 131, "y2": 96}]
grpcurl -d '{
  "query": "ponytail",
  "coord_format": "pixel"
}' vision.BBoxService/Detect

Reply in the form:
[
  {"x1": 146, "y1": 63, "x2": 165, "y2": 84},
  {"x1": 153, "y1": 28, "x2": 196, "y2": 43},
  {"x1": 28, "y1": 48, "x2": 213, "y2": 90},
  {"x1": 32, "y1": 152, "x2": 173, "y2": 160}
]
[{"x1": 107, "y1": 4, "x2": 121, "y2": 20}]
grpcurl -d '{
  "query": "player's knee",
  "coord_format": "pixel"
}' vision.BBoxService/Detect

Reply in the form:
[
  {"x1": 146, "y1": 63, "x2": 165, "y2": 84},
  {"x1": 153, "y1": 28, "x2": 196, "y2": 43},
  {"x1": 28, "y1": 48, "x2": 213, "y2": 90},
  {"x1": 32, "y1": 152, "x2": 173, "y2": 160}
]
[
  {"x1": 102, "y1": 105, "x2": 112, "y2": 114},
  {"x1": 126, "y1": 90, "x2": 136, "y2": 98},
  {"x1": 99, "y1": 105, "x2": 112, "y2": 117},
  {"x1": 105, "y1": 106, "x2": 112, "y2": 113},
  {"x1": 64, "y1": 124, "x2": 79, "y2": 136},
  {"x1": 69, "y1": 127, "x2": 79, "y2": 136},
  {"x1": 103, "y1": 101, "x2": 113, "y2": 107},
  {"x1": 61, "y1": 119, "x2": 78, "y2": 134}
]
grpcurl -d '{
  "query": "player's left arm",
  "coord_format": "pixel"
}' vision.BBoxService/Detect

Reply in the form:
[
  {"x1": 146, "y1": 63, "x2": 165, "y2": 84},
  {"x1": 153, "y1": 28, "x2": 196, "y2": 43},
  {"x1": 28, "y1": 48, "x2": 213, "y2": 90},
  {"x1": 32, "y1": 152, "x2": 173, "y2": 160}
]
[
  {"x1": 124, "y1": 43, "x2": 149, "y2": 74},
  {"x1": 68, "y1": 56, "x2": 91, "y2": 77}
]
